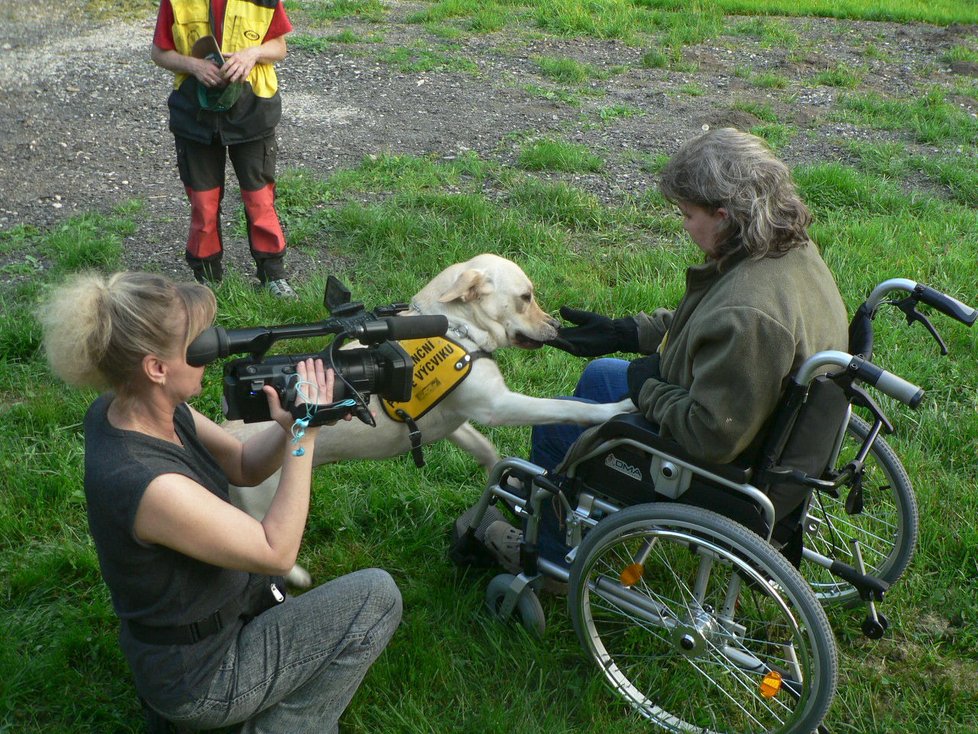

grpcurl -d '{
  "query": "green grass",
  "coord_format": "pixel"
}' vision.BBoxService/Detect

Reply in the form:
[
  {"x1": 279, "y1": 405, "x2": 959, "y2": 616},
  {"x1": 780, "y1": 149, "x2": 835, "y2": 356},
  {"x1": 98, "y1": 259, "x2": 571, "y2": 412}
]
[
  {"x1": 597, "y1": 103, "x2": 643, "y2": 118},
  {"x1": 943, "y1": 44, "x2": 978, "y2": 64},
  {"x1": 751, "y1": 71, "x2": 790, "y2": 89},
  {"x1": 4, "y1": 143, "x2": 977, "y2": 733},
  {"x1": 837, "y1": 88, "x2": 978, "y2": 145},
  {"x1": 729, "y1": 15, "x2": 800, "y2": 47},
  {"x1": 286, "y1": 0, "x2": 388, "y2": 24},
  {"x1": 522, "y1": 83, "x2": 583, "y2": 105},
  {"x1": 533, "y1": 55, "x2": 604, "y2": 83},
  {"x1": 733, "y1": 99, "x2": 780, "y2": 123},
  {"x1": 750, "y1": 122, "x2": 798, "y2": 149},
  {"x1": 407, "y1": 0, "x2": 514, "y2": 33},
  {"x1": 814, "y1": 64, "x2": 864, "y2": 88},
  {"x1": 377, "y1": 44, "x2": 479, "y2": 73},
  {"x1": 516, "y1": 138, "x2": 605, "y2": 172},
  {"x1": 706, "y1": 0, "x2": 978, "y2": 24},
  {"x1": 5, "y1": 0, "x2": 978, "y2": 732}
]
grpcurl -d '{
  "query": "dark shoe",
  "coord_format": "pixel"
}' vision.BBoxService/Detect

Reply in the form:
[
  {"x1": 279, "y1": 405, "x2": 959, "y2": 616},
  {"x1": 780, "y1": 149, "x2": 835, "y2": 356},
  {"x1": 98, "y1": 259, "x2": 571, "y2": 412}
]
[
  {"x1": 485, "y1": 520, "x2": 523, "y2": 574},
  {"x1": 449, "y1": 504, "x2": 506, "y2": 568},
  {"x1": 453, "y1": 503, "x2": 506, "y2": 545},
  {"x1": 191, "y1": 261, "x2": 223, "y2": 286}
]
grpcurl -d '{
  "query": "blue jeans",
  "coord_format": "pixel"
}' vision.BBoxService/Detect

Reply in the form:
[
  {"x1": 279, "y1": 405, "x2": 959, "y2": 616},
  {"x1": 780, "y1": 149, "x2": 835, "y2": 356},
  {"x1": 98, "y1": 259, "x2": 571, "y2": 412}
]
[
  {"x1": 530, "y1": 358, "x2": 631, "y2": 472},
  {"x1": 529, "y1": 359, "x2": 630, "y2": 565},
  {"x1": 161, "y1": 568, "x2": 401, "y2": 733}
]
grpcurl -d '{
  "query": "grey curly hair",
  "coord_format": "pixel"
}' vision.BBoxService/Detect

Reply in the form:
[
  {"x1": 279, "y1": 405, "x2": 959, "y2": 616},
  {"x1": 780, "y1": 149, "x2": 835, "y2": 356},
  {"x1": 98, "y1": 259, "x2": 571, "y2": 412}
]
[
  {"x1": 41, "y1": 271, "x2": 216, "y2": 390},
  {"x1": 659, "y1": 128, "x2": 812, "y2": 265}
]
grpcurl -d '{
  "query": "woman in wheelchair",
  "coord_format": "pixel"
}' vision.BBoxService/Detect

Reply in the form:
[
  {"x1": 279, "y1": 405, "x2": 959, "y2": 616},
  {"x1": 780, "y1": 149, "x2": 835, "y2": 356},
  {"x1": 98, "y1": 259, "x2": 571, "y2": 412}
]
[
  {"x1": 482, "y1": 127, "x2": 850, "y2": 576},
  {"x1": 453, "y1": 128, "x2": 971, "y2": 733}
]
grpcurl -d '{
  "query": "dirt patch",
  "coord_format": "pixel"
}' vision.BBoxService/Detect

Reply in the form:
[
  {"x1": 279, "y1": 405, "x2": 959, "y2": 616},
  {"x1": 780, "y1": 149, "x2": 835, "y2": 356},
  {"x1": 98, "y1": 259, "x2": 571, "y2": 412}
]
[{"x1": 1, "y1": 2, "x2": 975, "y2": 285}]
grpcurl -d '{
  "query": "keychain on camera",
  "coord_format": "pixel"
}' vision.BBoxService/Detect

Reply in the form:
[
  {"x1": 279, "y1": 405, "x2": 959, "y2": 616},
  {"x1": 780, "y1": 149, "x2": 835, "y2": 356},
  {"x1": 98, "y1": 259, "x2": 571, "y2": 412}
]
[{"x1": 289, "y1": 378, "x2": 318, "y2": 457}]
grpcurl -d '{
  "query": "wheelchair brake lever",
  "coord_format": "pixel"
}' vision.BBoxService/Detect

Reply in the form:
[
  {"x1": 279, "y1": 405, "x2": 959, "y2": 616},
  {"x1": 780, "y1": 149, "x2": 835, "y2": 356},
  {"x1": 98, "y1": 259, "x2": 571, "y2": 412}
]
[
  {"x1": 893, "y1": 297, "x2": 949, "y2": 355},
  {"x1": 843, "y1": 383, "x2": 894, "y2": 434},
  {"x1": 844, "y1": 466, "x2": 865, "y2": 515}
]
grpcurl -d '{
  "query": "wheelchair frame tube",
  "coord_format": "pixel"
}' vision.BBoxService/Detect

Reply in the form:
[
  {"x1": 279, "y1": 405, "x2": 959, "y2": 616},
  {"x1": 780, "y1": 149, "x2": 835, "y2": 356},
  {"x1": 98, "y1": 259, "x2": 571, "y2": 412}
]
[{"x1": 864, "y1": 278, "x2": 918, "y2": 316}]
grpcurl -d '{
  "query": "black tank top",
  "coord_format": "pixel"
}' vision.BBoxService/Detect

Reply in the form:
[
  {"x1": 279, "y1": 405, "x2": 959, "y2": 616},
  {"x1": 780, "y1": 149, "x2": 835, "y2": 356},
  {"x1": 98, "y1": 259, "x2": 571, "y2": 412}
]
[{"x1": 84, "y1": 393, "x2": 249, "y2": 707}]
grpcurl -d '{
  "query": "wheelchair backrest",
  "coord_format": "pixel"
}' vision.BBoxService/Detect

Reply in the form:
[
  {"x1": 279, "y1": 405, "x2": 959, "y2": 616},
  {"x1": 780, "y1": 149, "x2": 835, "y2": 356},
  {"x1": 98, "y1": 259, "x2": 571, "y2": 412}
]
[
  {"x1": 558, "y1": 375, "x2": 852, "y2": 537},
  {"x1": 758, "y1": 376, "x2": 852, "y2": 521}
]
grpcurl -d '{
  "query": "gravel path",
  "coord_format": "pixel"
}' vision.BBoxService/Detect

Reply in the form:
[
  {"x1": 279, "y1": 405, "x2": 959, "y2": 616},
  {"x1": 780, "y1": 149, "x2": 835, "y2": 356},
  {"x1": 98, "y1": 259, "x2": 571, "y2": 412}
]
[{"x1": 1, "y1": 1, "x2": 975, "y2": 286}]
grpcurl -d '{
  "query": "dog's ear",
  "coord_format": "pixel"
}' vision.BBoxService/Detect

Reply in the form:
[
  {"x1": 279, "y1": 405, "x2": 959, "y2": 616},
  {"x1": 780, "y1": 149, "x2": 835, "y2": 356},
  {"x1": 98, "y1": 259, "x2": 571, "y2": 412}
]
[{"x1": 438, "y1": 268, "x2": 493, "y2": 303}]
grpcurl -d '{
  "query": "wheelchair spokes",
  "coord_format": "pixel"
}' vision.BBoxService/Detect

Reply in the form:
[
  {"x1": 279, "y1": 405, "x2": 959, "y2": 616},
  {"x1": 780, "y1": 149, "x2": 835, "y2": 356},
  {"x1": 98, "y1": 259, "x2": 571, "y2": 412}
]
[
  {"x1": 803, "y1": 414, "x2": 918, "y2": 605},
  {"x1": 570, "y1": 504, "x2": 836, "y2": 734}
]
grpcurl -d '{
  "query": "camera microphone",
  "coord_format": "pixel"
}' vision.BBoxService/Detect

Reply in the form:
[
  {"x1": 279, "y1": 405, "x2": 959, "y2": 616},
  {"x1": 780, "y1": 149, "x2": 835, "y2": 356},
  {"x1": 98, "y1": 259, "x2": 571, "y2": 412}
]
[
  {"x1": 187, "y1": 326, "x2": 273, "y2": 367},
  {"x1": 352, "y1": 315, "x2": 449, "y2": 344},
  {"x1": 187, "y1": 316, "x2": 449, "y2": 366}
]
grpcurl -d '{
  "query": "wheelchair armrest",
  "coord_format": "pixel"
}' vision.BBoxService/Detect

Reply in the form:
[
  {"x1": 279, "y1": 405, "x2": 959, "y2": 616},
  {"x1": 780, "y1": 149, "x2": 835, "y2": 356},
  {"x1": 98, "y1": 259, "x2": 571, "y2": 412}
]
[{"x1": 594, "y1": 414, "x2": 752, "y2": 485}]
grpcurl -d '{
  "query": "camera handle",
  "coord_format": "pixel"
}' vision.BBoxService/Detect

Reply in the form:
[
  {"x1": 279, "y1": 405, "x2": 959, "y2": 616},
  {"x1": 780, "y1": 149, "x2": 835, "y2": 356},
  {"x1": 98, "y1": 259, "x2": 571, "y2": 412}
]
[{"x1": 288, "y1": 399, "x2": 371, "y2": 426}]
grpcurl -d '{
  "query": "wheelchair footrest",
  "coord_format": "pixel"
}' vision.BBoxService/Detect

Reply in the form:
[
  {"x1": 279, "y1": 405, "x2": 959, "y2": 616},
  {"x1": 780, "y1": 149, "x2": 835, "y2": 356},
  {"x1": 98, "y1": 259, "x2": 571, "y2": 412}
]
[{"x1": 828, "y1": 559, "x2": 889, "y2": 601}]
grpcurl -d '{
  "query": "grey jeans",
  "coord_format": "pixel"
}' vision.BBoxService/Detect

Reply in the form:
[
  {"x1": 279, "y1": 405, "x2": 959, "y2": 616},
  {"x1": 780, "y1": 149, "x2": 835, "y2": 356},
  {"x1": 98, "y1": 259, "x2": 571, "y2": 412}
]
[{"x1": 161, "y1": 568, "x2": 401, "y2": 733}]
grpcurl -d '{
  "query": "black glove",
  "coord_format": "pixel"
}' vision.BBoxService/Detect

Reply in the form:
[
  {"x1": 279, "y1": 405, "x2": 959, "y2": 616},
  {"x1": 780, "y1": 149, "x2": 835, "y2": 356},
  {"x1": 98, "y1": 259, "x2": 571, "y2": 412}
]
[
  {"x1": 547, "y1": 306, "x2": 640, "y2": 357},
  {"x1": 626, "y1": 354, "x2": 661, "y2": 405}
]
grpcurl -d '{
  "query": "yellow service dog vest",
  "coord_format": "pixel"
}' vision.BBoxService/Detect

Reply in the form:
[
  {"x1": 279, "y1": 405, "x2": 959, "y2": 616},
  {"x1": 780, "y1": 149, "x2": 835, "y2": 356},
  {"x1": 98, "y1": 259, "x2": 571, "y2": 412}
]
[{"x1": 381, "y1": 336, "x2": 475, "y2": 422}]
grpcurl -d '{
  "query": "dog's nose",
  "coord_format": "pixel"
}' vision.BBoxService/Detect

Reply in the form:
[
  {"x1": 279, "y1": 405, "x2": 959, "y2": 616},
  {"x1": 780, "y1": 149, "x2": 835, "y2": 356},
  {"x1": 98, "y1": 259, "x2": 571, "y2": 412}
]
[{"x1": 546, "y1": 315, "x2": 560, "y2": 330}]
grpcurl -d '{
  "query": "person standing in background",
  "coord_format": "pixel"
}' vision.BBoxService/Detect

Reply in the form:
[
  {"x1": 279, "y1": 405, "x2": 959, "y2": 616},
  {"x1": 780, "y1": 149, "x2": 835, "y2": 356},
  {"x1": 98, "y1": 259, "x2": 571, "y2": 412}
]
[{"x1": 152, "y1": 0, "x2": 297, "y2": 298}]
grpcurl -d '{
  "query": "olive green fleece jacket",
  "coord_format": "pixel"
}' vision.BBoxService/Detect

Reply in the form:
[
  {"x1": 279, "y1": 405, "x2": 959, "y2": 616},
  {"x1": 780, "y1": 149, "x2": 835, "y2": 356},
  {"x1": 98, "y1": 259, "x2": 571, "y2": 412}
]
[{"x1": 632, "y1": 242, "x2": 848, "y2": 464}]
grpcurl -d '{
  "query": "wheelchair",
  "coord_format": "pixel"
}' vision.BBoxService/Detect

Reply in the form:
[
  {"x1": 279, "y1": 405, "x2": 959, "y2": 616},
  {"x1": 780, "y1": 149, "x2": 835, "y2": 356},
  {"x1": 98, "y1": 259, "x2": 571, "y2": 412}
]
[{"x1": 451, "y1": 278, "x2": 975, "y2": 734}]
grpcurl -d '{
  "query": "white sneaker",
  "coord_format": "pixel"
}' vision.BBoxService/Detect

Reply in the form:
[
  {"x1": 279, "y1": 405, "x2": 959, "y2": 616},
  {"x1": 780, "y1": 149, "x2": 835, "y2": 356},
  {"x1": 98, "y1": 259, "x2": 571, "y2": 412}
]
[{"x1": 266, "y1": 278, "x2": 297, "y2": 299}]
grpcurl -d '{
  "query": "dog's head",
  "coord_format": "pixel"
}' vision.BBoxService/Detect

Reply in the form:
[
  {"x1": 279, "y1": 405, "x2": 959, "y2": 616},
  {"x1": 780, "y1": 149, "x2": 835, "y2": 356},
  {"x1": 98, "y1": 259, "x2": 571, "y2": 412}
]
[{"x1": 416, "y1": 254, "x2": 560, "y2": 352}]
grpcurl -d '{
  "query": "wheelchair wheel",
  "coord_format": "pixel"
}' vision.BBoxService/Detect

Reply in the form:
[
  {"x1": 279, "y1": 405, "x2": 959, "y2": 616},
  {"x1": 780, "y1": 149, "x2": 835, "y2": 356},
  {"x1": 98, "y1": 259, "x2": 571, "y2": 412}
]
[
  {"x1": 569, "y1": 503, "x2": 837, "y2": 734},
  {"x1": 485, "y1": 573, "x2": 546, "y2": 637},
  {"x1": 803, "y1": 413, "x2": 918, "y2": 606}
]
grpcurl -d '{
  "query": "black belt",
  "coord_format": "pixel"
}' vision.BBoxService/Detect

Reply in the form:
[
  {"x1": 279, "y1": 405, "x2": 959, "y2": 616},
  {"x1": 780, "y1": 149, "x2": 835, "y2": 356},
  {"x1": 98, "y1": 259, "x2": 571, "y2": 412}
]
[{"x1": 126, "y1": 579, "x2": 285, "y2": 646}]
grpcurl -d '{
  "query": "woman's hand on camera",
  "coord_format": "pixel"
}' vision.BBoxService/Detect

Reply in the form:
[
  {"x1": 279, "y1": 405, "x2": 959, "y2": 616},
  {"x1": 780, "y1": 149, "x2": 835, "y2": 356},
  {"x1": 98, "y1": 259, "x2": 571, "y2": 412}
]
[
  {"x1": 263, "y1": 358, "x2": 336, "y2": 433},
  {"x1": 298, "y1": 360, "x2": 353, "y2": 426}
]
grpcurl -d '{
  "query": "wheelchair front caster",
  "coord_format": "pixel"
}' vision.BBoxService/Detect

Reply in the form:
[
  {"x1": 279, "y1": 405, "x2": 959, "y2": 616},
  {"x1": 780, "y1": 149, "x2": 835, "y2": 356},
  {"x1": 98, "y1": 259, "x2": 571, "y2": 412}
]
[
  {"x1": 485, "y1": 573, "x2": 546, "y2": 637},
  {"x1": 862, "y1": 613, "x2": 889, "y2": 639}
]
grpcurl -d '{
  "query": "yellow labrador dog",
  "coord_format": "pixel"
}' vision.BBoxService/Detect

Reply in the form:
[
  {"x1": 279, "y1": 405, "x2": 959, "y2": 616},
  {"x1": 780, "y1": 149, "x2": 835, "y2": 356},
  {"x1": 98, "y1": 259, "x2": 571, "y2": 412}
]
[{"x1": 226, "y1": 254, "x2": 634, "y2": 585}]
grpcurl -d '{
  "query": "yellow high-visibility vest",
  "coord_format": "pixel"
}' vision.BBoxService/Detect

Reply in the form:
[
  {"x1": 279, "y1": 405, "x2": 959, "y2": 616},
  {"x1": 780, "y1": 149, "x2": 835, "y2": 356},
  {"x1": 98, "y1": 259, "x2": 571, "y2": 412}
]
[{"x1": 169, "y1": 0, "x2": 278, "y2": 98}]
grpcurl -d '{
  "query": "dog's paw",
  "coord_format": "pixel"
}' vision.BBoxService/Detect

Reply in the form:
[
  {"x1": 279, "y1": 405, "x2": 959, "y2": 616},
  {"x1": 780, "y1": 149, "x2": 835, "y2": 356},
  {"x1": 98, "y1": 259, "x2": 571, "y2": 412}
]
[
  {"x1": 613, "y1": 397, "x2": 638, "y2": 413},
  {"x1": 286, "y1": 564, "x2": 313, "y2": 589}
]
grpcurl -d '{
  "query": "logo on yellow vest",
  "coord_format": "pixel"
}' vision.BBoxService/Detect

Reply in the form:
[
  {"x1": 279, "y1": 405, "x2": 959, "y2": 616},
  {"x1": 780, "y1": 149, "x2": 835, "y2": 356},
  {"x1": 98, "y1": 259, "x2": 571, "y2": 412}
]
[{"x1": 382, "y1": 336, "x2": 472, "y2": 422}]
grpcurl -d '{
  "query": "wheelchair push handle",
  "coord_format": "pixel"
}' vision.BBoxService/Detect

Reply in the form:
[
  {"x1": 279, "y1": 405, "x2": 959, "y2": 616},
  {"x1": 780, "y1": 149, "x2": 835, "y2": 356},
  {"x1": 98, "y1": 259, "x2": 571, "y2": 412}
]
[
  {"x1": 796, "y1": 350, "x2": 924, "y2": 409},
  {"x1": 862, "y1": 360, "x2": 925, "y2": 408},
  {"x1": 859, "y1": 278, "x2": 976, "y2": 357},
  {"x1": 863, "y1": 278, "x2": 976, "y2": 326},
  {"x1": 914, "y1": 284, "x2": 977, "y2": 327}
]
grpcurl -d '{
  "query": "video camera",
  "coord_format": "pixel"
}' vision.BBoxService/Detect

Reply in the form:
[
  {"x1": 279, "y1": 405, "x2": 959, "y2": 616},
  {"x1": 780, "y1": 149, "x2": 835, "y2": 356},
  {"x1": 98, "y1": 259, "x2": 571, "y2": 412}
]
[{"x1": 186, "y1": 277, "x2": 448, "y2": 426}]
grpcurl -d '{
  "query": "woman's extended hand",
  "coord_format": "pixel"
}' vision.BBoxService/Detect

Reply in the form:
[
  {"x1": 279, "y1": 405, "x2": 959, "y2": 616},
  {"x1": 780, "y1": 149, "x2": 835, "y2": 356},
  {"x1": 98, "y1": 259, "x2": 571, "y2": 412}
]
[{"x1": 547, "y1": 306, "x2": 641, "y2": 357}]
